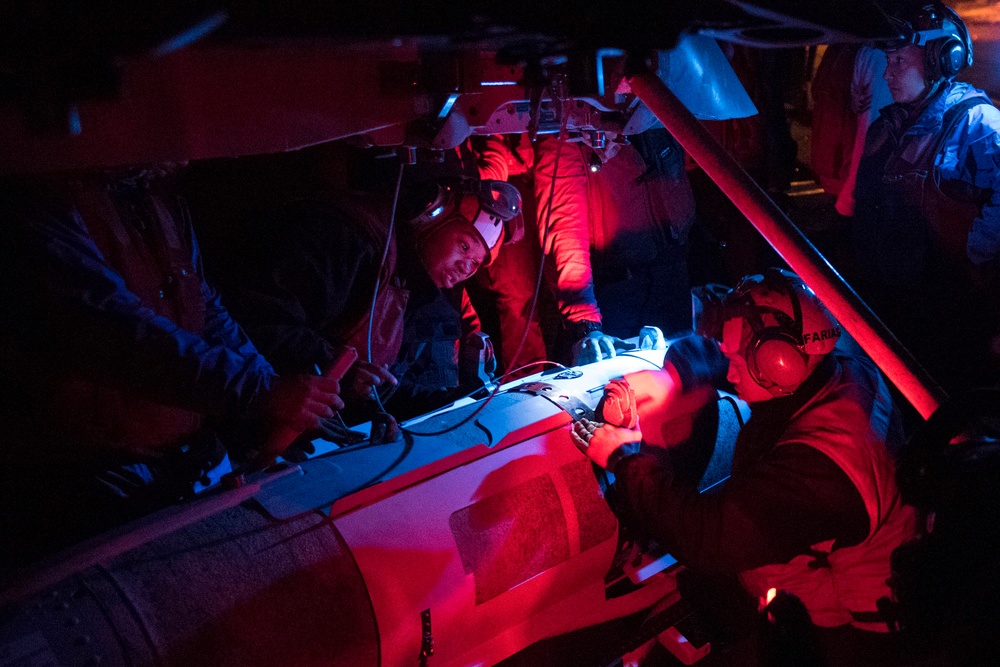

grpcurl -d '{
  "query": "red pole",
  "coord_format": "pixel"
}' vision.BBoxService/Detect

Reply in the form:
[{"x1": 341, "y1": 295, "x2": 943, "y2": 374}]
[{"x1": 627, "y1": 70, "x2": 945, "y2": 420}]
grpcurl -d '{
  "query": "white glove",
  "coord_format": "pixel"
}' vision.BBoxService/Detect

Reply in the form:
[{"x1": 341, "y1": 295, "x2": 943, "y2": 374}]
[
  {"x1": 573, "y1": 330, "x2": 625, "y2": 365},
  {"x1": 638, "y1": 325, "x2": 666, "y2": 350}
]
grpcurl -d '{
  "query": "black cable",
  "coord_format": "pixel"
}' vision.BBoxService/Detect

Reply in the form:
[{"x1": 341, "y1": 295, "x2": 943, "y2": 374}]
[
  {"x1": 614, "y1": 351, "x2": 667, "y2": 371},
  {"x1": 365, "y1": 160, "x2": 405, "y2": 415},
  {"x1": 401, "y1": 359, "x2": 568, "y2": 438}
]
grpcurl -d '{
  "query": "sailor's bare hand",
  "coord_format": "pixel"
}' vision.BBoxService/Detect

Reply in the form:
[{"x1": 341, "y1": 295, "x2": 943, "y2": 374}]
[
  {"x1": 347, "y1": 361, "x2": 397, "y2": 401},
  {"x1": 264, "y1": 374, "x2": 343, "y2": 433}
]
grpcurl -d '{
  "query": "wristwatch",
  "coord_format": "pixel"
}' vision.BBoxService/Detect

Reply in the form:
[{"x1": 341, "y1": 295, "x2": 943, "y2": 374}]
[{"x1": 568, "y1": 319, "x2": 603, "y2": 341}]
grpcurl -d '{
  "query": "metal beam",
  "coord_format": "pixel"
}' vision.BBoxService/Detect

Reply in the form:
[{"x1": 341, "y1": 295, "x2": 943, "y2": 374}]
[{"x1": 627, "y1": 70, "x2": 946, "y2": 419}]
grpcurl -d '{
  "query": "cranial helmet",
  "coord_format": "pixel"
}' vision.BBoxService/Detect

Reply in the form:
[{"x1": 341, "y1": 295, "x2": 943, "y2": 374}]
[
  {"x1": 883, "y1": 2, "x2": 973, "y2": 81},
  {"x1": 409, "y1": 178, "x2": 523, "y2": 266},
  {"x1": 693, "y1": 268, "x2": 841, "y2": 394}
]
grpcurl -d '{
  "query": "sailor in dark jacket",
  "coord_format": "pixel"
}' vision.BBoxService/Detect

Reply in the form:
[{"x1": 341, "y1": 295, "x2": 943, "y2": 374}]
[
  {"x1": 0, "y1": 167, "x2": 343, "y2": 560},
  {"x1": 224, "y1": 178, "x2": 521, "y2": 422},
  {"x1": 572, "y1": 270, "x2": 915, "y2": 665}
]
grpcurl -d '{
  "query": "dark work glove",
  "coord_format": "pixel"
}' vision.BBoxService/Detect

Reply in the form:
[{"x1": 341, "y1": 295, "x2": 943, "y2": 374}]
[
  {"x1": 279, "y1": 434, "x2": 315, "y2": 463},
  {"x1": 281, "y1": 416, "x2": 367, "y2": 462},
  {"x1": 317, "y1": 415, "x2": 367, "y2": 443},
  {"x1": 664, "y1": 334, "x2": 729, "y2": 391},
  {"x1": 370, "y1": 413, "x2": 401, "y2": 444}
]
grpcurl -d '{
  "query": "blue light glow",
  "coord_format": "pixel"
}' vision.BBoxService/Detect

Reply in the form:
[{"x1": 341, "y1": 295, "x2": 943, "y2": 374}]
[
  {"x1": 438, "y1": 93, "x2": 460, "y2": 119},
  {"x1": 152, "y1": 11, "x2": 229, "y2": 57}
]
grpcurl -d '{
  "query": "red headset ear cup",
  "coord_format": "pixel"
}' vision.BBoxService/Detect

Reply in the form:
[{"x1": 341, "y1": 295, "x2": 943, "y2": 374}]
[{"x1": 750, "y1": 336, "x2": 808, "y2": 389}]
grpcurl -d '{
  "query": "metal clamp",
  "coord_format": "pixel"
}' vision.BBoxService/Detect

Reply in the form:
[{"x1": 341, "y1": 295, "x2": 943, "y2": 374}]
[{"x1": 513, "y1": 382, "x2": 595, "y2": 422}]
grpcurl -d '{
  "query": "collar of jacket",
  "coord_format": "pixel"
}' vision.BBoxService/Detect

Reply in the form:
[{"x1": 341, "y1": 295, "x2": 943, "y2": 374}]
[
  {"x1": 882, "y1": 80, "x2": 984, "y2": 140},
  {"x1": 394, "y1": 225, "x2": 446, "y2": 306},
  {"x1": 733, "y1": 355, "x2": 841, "y2": 473}
]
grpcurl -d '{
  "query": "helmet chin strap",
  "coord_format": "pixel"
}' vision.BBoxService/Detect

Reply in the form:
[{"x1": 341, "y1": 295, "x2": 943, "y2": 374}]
[
  {"x1": 922, "y1": 76, "x2": 947, "y2": 97},
  {"x1": 761, "y1": 378, "x2": 797, "y2": 397}
]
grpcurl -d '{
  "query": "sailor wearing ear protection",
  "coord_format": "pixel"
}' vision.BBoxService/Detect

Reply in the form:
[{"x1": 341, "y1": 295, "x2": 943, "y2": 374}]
[
  {"x1": 853, "y1": 1, "x2": 1000, "y2": 390},
  {"x1": 410, "y1": 178, "x2": 523, "y2": 286},
  {"x1": 224, "y1": 177, "x2": 522, "y2": 425},
  {"x1": 573, "y1": 269, "x2": 916, "y2": 662}
]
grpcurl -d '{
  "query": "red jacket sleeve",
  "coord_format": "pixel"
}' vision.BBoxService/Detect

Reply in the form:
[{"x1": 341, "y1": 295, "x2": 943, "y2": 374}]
[
  {"x1": 532, "y1": 137, "x2": 602, "y2": 325},
  {"x1": 459, "y1": 287, "x2": 481, "y2": 336},
  {"x1": 473, "y1": 135, "x2": 511, "y2": 182}
]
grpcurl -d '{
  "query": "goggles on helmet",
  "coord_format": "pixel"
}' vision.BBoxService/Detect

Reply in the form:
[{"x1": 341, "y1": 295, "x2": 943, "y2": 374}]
[
  {"x1": 456, "y1": 180, "x2": 524, "y2": 255},
  {"x1": 414, "y1": 178, "x2": 524, "y2": 266}
]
